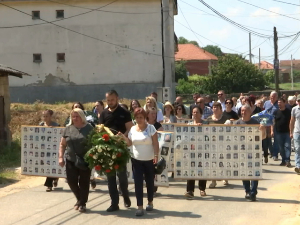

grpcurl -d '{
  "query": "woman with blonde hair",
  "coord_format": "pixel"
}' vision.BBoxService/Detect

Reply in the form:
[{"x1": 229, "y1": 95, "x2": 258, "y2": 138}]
[
  {"x1": 144, "y1": 96, "x2": 164, "y2": 123},
  {"x1": 59, "y1": 108, "x2": 94, "y2": 213},
  {"x1": 163, "y1": 101, "x2": 177, "y2": 123}
]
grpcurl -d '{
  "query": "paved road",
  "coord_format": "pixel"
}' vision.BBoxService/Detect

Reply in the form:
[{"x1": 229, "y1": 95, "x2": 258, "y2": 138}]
[{"x1": 1, "y1": 154, "x2": 300, "y2": 225}]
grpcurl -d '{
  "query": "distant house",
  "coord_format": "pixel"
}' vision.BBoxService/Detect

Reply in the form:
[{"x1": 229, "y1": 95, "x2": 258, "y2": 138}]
[
  {"x1": 255, "y1": 61, "x2": 273, "y2": 73},
  {"x1": 280, "y1": 60, "x2": 300, "y2": 82},
  {"x1": 175, "y1": 44, "x2": 218, "y2": 75}
]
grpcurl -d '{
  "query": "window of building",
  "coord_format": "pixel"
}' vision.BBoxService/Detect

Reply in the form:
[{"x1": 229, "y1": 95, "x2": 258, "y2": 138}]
[
  {"x1": 56, "y1": 10, "x2": 64, "y2": 18},
  {"x1": 57, "y1": 53, "x2": 65, "y2": 62},
  {"x1": 33, "y1": 54, "x2": 42, "y2": 62},
  {"x1": 32, "y1": 11, "x2": 40, "y2": 20}
]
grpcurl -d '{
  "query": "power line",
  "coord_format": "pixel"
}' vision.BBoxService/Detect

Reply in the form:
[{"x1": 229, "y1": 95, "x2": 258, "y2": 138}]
[
  {"x1": 45, "y1": 0, "x2": 160, "y2": 14},
  {"x1": 0, "y1": 2, "x2": 175, "y2": 59},
  {"x1": 178, "y1": 5, "x2": 204, "y2": 46},
  {"x1": 237, "y1": 0, "x2": 300, "y2": 22},
  {"x1": 0, "y1": 0, "x2": 118, "y2": 29},
  {"x1": 272, "y1": 0, "x2": 300, "y2": 7}
]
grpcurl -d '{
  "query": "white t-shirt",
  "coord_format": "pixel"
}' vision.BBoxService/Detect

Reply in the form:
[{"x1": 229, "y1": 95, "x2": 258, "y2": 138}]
[{"x1": 128, "y1": 124, "x2": 157, "y2": 161}]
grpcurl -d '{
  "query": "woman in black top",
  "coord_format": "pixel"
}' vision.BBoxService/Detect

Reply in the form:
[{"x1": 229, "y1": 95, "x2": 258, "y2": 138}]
[
  {"x1": 146, "y1": 107, "x2": 164, "y2": 131},
  {"x1": 223, "y1": 99, "x2": 239, "y2": 120}
]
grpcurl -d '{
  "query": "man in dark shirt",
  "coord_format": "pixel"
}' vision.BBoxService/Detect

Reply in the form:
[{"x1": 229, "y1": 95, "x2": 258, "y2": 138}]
[
  {"x1": 235, "y1": 104, "x2": 265, "y2": 202},
  {"x1": 189, "y1": 93, "x2": 200, "y2": 118},
  {"x1": 271, "y1": 98, "x2": 292, "y2": 167},
  {"x1": 99, "y1": 90, "x2": 133, "y2": 212}
]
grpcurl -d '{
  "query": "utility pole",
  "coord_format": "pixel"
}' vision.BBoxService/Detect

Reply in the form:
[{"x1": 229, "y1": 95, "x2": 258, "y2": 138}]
[
  {"x1": 273, "y1": 27, "x2": 280, "y2": 93},
  {"x1": 291, "y1": 54, "x2": 294, "y2": 90},
  {"x1": 249, "y1": 33, "x2": 252, "y2": 63},
  {"x1": 259, "y1": 48, "x2": 261, "y2": 69},
  {"x1": 161, "y1": 0, "x2": 173, "y2": 102}
]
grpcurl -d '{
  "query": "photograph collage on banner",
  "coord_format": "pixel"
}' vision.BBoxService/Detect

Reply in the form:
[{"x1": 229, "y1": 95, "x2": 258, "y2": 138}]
[
  {"x1": 21, "y1": 126, "x2": 66, "y2": 178},
  {"x1": 174, "y1": 125, "x2": 263, "y2": 180},
  {"x1": 127, "y1": 131, "x2": 173, "y2": 187}
]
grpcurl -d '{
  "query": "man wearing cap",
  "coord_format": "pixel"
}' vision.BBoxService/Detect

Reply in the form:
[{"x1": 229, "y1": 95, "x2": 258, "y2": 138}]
[{"x1": 290, "y1": 95, "x2": 300, "y2": 174}]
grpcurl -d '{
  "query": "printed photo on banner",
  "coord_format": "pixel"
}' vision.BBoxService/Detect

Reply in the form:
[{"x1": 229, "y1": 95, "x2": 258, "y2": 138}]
[{"x1": 174, "y1": 124, "x2": 263, "y2": 180}]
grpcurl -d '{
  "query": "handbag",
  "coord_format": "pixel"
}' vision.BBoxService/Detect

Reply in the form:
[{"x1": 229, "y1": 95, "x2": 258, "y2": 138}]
[
  {"x1": 154, "y1": 156, "x2": 166, "y2": 175},
  {"x1": 75, "y1": 153, "x2": 89, "y2": 170}
]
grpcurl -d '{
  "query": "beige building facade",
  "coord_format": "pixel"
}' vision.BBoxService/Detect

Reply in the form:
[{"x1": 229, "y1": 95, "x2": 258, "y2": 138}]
[{"x1": 0, "y1": 0, "x2": 176, "y2": 102}]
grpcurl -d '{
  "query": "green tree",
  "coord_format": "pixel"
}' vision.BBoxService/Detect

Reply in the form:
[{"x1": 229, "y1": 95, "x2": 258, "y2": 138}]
[
  {"x1": 175, "y1": 61, "x2": 188, "y2": 82},
  {"x1": 178, "y1": 36, "x2": 199, "y2": 47},
  {"x1": 202, "y1": 45, "x2": 223, "y2": 57},
  {"x1": 202, "y1": 54, "x2": 266, "y2": 93},
  {"x1": 176, "y1": 78, "x2": 196, "y2": 94},
  {"x1": 264, "y1": 70, "x2": 275, "y2": 84}
]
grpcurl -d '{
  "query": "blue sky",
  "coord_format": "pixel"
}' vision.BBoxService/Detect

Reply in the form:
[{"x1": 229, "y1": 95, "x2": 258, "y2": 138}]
[{"x1": 174, "y1": 0, "x2": 300, "y2": 63}]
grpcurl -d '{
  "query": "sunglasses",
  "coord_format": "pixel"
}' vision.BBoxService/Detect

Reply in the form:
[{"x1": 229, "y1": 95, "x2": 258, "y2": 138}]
[
  {"x1": 225, "y1": 102, "x2": 231, "y2": 104},
  {"x1": 218, "y1": 94, "x2": 223, "y2": 96}
]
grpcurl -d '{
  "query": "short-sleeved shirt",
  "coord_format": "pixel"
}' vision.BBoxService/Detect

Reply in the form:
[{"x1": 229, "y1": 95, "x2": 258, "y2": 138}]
[
  {"x1": 206, "y1": 115, "x2": 227, "y2": 124},
  {"x1": 291, "y1": 106, "x2": 300, "y2": 134},
  {"x1": 264, "y1": 100, "x2": 279, "y2": 114},
  {"x1": 128, "y1": 124, "x2": 156, "y2": 161},
  {"x1": 63, "y1": 123, "x2": 94, "y2": 162},
  {"x1": 234, "y1": 118, "x2": 259, "y2": 125},
  {"x1": 223, "y1": 110, "x2": 239, "y2": 120},
  {"x1": 273, "y1": 108, "x2": 291, "y2": 133},
  {"x1": 99, "y1": 105, "x2": 132, "y2": 134}
]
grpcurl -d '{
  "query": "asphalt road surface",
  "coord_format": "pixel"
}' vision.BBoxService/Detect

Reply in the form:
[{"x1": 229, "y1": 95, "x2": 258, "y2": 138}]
[{"x1": 1, "y1": 154, "x2": 300, "y2": 225}]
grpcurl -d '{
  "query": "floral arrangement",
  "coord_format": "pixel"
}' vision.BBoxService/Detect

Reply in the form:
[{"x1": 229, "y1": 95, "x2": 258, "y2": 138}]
[{"x1": 84, "y1": 124, "x2": 131, "y2": 176}]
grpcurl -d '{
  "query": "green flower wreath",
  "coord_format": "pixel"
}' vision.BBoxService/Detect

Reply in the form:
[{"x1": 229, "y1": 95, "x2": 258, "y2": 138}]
[{"x1": 84, "y1": 125, "x2": 131, "y2": 176}]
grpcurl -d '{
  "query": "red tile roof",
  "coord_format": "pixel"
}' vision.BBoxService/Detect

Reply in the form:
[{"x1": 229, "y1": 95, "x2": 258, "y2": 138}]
[
  {"x1": 255, "y1": 61, "x2": 273, "y2": 70},
  {"x1": 175, "y1": 44, "x2": 218, "y2": 61}
]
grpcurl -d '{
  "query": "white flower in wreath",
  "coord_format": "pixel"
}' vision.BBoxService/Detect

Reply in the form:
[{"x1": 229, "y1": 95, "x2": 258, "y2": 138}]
[
  {"x1": 107, "y1": 147, "x2": 112, "y2": 151},
  {"x1": 109, "y1": 162, "x2": 113, "y2": 166},
  {"x1": 98, "y1": 148, "x2": 102, "y2": 153},
  {"x1": 93, "y1": 155, "x2": 97, "y2": 159},
  {"x1": 100, "y1": 159, "x2": 103, "y2": 163},
  {"x1": 112, "y1": 155, "x2": 116, "y2": 159}
]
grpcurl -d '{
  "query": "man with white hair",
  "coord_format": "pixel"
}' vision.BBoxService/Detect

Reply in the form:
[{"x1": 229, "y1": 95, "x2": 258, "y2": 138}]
[
  {"x1": 287, "y1": 96, "x2": 297, "y2": 110},
  {"x1": 264, "y1": 91, "x2": 279, "y2": 161}
]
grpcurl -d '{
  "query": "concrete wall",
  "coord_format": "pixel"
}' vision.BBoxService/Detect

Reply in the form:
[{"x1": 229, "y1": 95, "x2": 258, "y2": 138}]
[{"x1": 0, "y1": 0, "x2": 174, "y2": 102}]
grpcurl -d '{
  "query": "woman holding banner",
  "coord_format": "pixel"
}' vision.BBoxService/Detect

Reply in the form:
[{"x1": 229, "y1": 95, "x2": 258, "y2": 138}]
[
  {"x1": 39, "y1": 109, "x2": 60, "y2": 192},
  {"x1": 185, "y1": 105, "x2": 208, "y2": 199}
]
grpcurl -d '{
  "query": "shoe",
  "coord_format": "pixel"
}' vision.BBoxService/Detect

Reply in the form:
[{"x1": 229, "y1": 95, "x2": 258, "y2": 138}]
[
  {"x1": 286, "y1": 162, "x2": 292, "y2": 167},
  {"x1": 184, "y1": 191, "x2": 194, "y2": 200},
  {"x1": 223, "y1": 180, "x2": 229, "y2": 185},
  {"x1": 146, "y1": 204, "x2": 153, "y2": 211},
  {"x1": 53, "y1": 179, "x2": 58, "y2": 187},
  {"x1": 279, "y1": 162, "x2": 286, "y2": 166},
  {"x1": 90, "y1": 180, "x2": 96, "y2": 189},
  {"x1": 74, "y1": 203, "x2": 80, "y2": 210},
  {"x1": 200, "y1": 190, "x2": 206, "y2": 196},
  {"x1": 294, "y1": 167, "x2": 300, "y2": 174},
  {"x1": 135, "y1": 209, "x2": 144, "y2": 216},
  {"x1": 124, "y1": 196, "x2": 131, "y2": 208},
  {"x1": 264, "y1": 157, "x2": 268, "y2": 163},
  {"x1": 106, "y1": 205, "x2": 119, "y2": 212},
  {"x1": 273, "y1": 156, "x2": 279, "y2": 161},
  {"x1": 250, "y1": 194, "x2": 256, "y2": 201},
  {"x1": 78, "y1": 205, "x2": 86, "y2": 213},
  {"x1": 209, "y1": 181, "x2": 217, "y2": 188},
  {"x1": 245, "y1": 193, "x2": 250, "y2": 199},
  {"x1": 46, "y1": 187, "x2": 52, "y2": 192}
]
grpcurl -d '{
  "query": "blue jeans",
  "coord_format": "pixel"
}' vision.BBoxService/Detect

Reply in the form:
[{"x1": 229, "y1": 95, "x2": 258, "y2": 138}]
[
  {"x1": 243, "y1": 180, "x2": 258, "y2": 195},
  {"x1": 294, "y1": 133, "x2": 300, "y2": 168},
  {"x1": 273, "y1": 131, "x2": 279, "y2": 157},
  {"x1": 275, "y1": 132, "x2": 291, "y2": 163}
]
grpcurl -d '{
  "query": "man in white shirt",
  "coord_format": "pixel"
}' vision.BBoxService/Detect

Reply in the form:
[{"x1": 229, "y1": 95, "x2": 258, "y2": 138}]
[
  {"x1": 290, "y1": 96, "x2": 300, "y2": 174},
  {"x1": 217, "y1": 90, "x2": 226, "y2": 111}
]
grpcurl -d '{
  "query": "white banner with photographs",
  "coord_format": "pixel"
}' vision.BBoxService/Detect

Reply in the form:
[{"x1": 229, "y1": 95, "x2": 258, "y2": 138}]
[
  {"x1": 21, "y1": 126, "x2": 66, "y2": 178},
  {"x1": 127, "y1": 131, "x2": 173, "y2": 187},
  {"x1": 174, "y1": 124, "x2": 263, "y2": 180}
]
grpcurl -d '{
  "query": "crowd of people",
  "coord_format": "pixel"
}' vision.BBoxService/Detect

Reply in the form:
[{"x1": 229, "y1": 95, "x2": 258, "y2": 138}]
[{"x1": 38, "y1": 89, "x2": 300, "y2": 215}]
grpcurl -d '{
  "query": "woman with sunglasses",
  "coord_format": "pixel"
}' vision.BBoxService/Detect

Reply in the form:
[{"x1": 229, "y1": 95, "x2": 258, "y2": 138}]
[
  {"x1": 223, "y1": 99, "x2": 239, "y2": 120},
  {"x1": 175, "y1": 104, "x2": 188, "y2": 120}
]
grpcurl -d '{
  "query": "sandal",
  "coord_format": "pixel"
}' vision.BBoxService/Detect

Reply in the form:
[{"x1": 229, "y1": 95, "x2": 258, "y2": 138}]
[
  {"x1": 74, "y1": 201, "x2": 80, "y2": 210},
  {"x1": 53, "y1": 179, "x2": 58, "y2": 187},
  {"x1": 200, "y1": 190, "x2": 206, "y2": 196},
  {"x1": 46, "y1": 187, "x2": 52, "y2": 192}
]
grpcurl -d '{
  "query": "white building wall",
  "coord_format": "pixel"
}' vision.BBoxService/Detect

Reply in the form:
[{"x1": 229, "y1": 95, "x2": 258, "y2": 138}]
[{"x1": 0, "y1": 0, "x2": 168, "y2": 101}]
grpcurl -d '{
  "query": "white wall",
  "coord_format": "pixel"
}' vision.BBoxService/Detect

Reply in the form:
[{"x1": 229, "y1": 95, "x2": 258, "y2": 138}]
[{"x1": 0, "y1": 0, "x2": 165, "y2": 87}]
